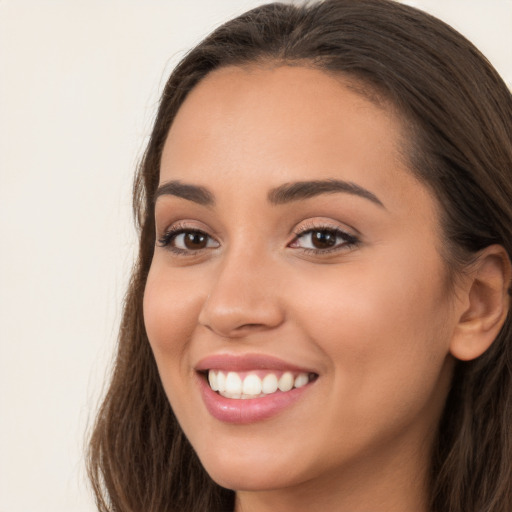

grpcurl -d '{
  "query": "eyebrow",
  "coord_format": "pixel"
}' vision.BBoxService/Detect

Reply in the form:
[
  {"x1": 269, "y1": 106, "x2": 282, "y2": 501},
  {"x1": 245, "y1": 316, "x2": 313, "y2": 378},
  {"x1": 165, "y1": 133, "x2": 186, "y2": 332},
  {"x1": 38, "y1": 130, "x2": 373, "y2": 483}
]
[
  {"x1": 154, "y1": 178, "x2": 384, "y2": 209},
  {"x1": 154, "y1": 180, "x2": 214, "y2": 206},
  {"x1": 268, "y1": 179, "x2": 385, "y2": 208}
]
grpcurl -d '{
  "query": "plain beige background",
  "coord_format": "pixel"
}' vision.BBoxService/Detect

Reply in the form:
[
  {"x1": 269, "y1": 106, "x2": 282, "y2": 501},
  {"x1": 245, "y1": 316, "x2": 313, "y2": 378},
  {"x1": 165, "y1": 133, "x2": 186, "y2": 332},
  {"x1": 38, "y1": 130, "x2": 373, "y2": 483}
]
[{"x1": 1, "y1": 1, "x2": 511, "y2": 511}]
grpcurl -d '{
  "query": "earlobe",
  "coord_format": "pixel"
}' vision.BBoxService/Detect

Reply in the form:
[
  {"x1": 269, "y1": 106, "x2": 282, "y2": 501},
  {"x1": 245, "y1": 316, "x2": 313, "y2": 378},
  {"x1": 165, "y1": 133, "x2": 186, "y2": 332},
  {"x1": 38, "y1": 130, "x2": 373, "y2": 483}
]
[{"x1": 449, "y1": 245, "x2": 512, "y2": 361}]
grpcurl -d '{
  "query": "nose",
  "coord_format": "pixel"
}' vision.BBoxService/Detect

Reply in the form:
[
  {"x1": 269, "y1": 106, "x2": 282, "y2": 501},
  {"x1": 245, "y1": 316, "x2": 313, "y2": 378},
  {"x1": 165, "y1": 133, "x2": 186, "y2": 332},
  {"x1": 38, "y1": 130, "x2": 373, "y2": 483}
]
[{"x1": 198, "y1": 250, "x2": 285, "y2": 338}]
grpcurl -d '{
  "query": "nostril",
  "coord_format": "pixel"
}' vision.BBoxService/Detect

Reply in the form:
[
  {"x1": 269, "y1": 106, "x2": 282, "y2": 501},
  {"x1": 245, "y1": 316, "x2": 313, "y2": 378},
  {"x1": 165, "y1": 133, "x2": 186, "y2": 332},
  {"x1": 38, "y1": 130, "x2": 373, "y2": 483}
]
[
  {"x1": 239, "y1": 323, "x2": 267, "y2": 329},
  {"x1": 200, "y1": 321, "x2": 277, "y2": 339}
]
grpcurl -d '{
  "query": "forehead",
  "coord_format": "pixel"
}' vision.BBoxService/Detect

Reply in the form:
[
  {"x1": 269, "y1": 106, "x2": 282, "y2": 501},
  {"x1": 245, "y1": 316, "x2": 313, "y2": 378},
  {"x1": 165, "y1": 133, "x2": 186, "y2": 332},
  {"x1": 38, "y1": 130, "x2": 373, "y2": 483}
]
[
  {"x1": 164, "y1": 64, "x2": 402, "y2": 157},
  {"x1": 160, "y1": 65, "x2": 427, "y2": 214}
]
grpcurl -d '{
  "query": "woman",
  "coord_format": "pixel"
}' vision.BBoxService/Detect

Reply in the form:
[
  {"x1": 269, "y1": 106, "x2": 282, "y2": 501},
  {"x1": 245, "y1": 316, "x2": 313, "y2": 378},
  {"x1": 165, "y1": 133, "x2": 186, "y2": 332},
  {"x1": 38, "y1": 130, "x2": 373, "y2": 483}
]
[{"x1": 87, "y1": 1, "x2": 512, "y2": 511}]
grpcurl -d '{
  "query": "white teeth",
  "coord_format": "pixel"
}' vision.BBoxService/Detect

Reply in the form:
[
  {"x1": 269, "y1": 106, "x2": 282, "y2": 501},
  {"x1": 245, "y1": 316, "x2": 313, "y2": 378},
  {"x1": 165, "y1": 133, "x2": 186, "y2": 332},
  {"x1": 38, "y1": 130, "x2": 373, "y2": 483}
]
[
  {"x1": 294, "y1": 373, "x2": 309, "y2": 388},
  {"x1": 225, "y1": 372, "x2": 242, "y2": 394},
  {"x1": 278, "y1": 372, "x2": 294, "y2": 392},
  {"x1": 217, "y1": 371, "x2": 226, "y2": 392},
  {"x1": 262, "y1": 373, "x2": 278, "y2": 394},
  {"x1": 223, "y1": 390, "x2": 242, "y2": 399},
  {"x1": 242, "y1": 374, "x2": 262, "y2": 395},
  {"x1": 207, "y1": 370, "x2": 314, "y2": 399},
  {"x1": 208, "y1": 371, "x2": 218, "y2": 391}
]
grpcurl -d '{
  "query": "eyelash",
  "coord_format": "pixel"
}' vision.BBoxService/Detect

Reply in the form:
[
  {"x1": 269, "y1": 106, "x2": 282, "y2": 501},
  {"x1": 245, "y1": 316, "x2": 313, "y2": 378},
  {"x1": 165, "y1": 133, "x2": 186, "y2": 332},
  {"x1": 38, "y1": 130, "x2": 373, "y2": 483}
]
[
  {"x1": 157, "y1": 223, "x2": 217, "y2": 256},
  {"x1": 157, "y1": 223, "x2": 360, "y2": 256},
  {"x1": 291, "y1": 224, "x2": 360, "y2": 255}
]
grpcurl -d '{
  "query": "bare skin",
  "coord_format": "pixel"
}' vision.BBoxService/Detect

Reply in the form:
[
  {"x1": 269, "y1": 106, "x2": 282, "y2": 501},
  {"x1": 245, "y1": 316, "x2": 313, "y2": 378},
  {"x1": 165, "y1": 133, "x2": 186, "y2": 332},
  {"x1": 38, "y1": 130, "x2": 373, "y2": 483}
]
[{"x1": 143, "y1": 65, "x2": 510, "y2": 511}]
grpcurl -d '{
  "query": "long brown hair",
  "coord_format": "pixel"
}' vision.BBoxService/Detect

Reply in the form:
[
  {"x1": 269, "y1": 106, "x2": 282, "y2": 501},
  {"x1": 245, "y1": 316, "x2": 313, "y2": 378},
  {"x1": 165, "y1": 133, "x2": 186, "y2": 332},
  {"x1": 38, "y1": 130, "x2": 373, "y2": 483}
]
[{"x1": 87, "y1": 1, "x2": 512, "y2": 510}]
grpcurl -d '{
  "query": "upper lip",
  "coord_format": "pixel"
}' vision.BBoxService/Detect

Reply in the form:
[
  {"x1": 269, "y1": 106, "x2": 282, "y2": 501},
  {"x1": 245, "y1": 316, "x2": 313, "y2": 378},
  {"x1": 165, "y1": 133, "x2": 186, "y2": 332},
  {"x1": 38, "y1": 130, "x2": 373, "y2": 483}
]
[{"x1": 195, "y1": 353, "x2": 318, "y2": 374}]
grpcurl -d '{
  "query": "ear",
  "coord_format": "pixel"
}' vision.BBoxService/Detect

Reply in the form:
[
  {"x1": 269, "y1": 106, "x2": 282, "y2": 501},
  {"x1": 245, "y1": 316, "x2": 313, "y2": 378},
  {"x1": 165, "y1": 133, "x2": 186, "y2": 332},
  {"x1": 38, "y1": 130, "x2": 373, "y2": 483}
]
[{"x1": 450, "y1": 245, "x2": 511, "y2": 361}]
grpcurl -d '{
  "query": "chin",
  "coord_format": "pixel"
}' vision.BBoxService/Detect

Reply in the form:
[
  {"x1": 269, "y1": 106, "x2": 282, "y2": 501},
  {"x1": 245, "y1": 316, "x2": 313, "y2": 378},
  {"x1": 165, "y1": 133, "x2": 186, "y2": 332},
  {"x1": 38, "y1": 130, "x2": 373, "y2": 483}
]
[
  {"x1": 208, "y1": 469, "x2": 293, "y2": 493},
  {"x1": 198, "y1": 447, "x2": 305, "y2": 492}
]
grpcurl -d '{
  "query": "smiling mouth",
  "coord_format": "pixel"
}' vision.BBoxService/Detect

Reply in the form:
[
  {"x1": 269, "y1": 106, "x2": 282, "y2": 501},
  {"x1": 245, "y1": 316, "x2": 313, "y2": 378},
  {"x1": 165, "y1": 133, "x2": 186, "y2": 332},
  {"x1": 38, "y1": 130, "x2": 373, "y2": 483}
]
[{"x1": 204, "y1": 369, "x2": 318, "y2": 399}]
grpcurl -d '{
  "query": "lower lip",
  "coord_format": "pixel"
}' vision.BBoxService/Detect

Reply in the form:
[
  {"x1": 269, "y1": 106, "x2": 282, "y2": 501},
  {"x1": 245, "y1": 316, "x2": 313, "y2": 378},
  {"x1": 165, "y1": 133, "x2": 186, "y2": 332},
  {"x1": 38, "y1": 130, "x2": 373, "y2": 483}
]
[{"x1": 197, "y1": 373, "x2": 313, "y2": 424}]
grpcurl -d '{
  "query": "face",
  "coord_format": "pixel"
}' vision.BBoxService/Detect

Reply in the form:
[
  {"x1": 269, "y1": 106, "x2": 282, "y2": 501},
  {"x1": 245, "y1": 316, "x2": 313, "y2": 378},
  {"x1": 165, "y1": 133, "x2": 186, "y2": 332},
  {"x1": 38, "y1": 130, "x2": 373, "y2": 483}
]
[{"x1": 143, "y1": 66, "x2": 460, "y2": 499}]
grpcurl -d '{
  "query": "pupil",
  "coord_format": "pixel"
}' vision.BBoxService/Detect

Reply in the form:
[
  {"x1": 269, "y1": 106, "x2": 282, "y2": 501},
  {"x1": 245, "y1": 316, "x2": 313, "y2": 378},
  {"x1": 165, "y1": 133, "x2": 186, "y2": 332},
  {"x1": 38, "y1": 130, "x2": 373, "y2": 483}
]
[
  {"x1": 185, "y1": 232, "x2": 207, "y2": 249},
  {"x1": 312, "y1": 230, "x2": 336, "y2": 249}
]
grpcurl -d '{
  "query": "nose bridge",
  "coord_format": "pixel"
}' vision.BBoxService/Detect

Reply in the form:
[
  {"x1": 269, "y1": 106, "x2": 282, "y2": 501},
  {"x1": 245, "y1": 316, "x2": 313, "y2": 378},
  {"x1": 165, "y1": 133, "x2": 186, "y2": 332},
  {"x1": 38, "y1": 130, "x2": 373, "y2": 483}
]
[{"x1": 198, "y1": 243, "x2": 284, "y2": 337}]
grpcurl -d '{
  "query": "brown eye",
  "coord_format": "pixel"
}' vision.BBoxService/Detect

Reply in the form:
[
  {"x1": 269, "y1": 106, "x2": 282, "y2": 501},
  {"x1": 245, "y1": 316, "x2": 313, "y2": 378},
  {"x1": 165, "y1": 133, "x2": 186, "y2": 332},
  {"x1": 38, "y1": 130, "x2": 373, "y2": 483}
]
[
  {"x1": 311, "y1": 230, "x2": 337, "y2": 249},
  {"x1": 158, "y1": 228, "x2": 220, "y2": 253},
  {"x1": 182, "y1": 231, "x2": 209, "y2": 250},
  {"x1": 290, "y1": 226, "x2": 359, "y2": 253}
]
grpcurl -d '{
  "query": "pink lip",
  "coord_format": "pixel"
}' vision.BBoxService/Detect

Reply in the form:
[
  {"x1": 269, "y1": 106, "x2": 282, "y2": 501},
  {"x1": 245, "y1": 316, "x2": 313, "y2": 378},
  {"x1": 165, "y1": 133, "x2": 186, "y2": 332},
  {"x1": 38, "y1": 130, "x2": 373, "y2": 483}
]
[
  {"x1": 197, "y1": 375, "x2": 313, "y2": 424},
  {"x1": 194, "y1": 353, "x2": 318, "y2": 424},
  {"x1": 195, "y1": 353, "x2": 314, "y2": 373}
]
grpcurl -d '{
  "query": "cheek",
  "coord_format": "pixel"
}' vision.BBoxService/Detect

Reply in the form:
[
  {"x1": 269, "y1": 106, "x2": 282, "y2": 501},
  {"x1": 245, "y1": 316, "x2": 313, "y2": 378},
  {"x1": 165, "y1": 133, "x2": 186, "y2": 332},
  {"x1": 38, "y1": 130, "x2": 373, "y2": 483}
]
[
  {"x1": 288, "y1": 255, "x2": 454, "y2": 422},
  {"x1": 143, "y1": 265, "x2": 203, "y2": 370},
  {"x1": 143, "y1": 265, "x2": 210, "y2": 431},
  {"x1": 292, "y1": 255, "x2": 450, "y2": 343}
]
